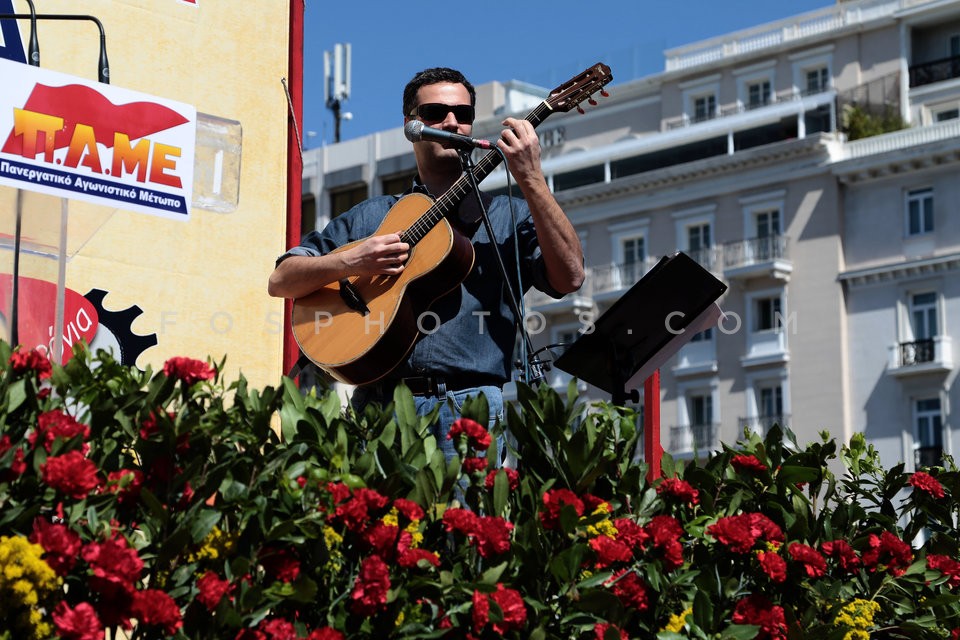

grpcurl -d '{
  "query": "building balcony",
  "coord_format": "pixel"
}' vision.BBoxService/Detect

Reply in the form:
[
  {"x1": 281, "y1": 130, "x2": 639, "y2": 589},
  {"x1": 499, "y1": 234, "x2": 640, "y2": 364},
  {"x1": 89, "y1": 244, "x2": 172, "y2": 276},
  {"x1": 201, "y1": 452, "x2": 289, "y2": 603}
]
[
  {"x1": 909, "y1": 55, "x2": 960, "y2": 89},
  {"x1": 722, "y1": 235, "x2": 792, "y2": 281},
  {"x1": 739, "y1": 414, "x2": 790, "y2": 436},
  {"x1": 588, "y1": 257, "x2": 660, "y2": 301},
  {"x1": 915, "y1": 445, "x2": 943, "y2": 469},
  {"x1": 669, "y1": 422, "x2": 720, "y2": 454},
  {"x1": 887, "y1": 336, "x2": 953, "y2": 377}
]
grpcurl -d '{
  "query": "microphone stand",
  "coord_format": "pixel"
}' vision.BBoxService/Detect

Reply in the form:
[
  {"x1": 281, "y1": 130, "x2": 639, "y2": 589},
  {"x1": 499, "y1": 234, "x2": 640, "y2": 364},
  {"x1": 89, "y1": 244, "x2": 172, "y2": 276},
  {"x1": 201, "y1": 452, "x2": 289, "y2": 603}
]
[{"x1": 458, "y1": 149, "x2": 546, "y2": 386}]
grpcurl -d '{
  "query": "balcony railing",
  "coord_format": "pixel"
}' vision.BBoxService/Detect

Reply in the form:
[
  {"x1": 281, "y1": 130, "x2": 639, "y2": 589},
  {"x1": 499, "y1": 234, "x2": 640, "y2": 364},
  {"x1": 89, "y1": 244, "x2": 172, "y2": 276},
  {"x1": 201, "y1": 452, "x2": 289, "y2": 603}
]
[
  {"x1": 909, "y1": 55, "x2": 960, "y2": 88},
  {"x1": 900, "y1": 339, "x2": 935, "y2": 365},
  {"x1": 722, "y1": 235, "x2": 792, "y2": 280},
  {"x1": 915, "y1": 445, "x2": 943, "y2": 469},
  {"x1": 739, "y1": 414, "x2": 790, "y2": 436},
  {"x1": 887, "y1": 336, "x2": 953, "y2": 376},
  {"x1": 669, "y1": 422, "x2": 720, "y2": 453}
]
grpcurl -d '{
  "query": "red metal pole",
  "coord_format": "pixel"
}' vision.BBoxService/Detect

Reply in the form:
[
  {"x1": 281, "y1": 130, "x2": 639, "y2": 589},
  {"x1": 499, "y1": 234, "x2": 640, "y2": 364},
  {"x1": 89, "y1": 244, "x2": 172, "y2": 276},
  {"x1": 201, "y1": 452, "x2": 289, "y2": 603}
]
[
  {"x1": 282, "y1": 0, "x2": 305, "y2": 379},
  {"x1": 643, "y1": 369, "x2": 663, "y2": 481}
]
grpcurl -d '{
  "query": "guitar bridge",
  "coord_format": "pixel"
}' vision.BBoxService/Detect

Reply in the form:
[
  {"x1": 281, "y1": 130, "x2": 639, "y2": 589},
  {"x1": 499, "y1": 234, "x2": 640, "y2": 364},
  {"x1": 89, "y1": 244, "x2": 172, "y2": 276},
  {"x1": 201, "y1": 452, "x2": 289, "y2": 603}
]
[{"x1": 338, "y1": 279, "x2": 369, "y2": 315}]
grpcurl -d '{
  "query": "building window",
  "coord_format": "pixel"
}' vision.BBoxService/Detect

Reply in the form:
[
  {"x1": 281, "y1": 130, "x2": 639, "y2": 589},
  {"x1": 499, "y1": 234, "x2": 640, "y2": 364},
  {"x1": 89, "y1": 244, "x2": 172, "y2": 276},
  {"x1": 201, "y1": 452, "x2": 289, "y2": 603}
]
[
  {"x1": 381, "y1": 172, "x2": 417, "y2": 197},
  {"x1": 688, "y1": 223, "x2": 712, "y2": 252},
  {"x1": 756, "y1": 209, "x2": 780, "y2": 238},
  {"x1": 690, "y1": 327, "x2": 713, "y2": 342},
  {"x1": 934, "y1": 108, "x2": 959, "y2": 122},
  {"x1": 689, "y1": 394, "x2": 715, "y2": 450},
  {"x1": 910, "y1": 292, "x2": 938, "y2": 341},
  {"x1": 950, "y1": 34, "x2": 960, "y2": 57},
  {"x1": 758, "y1": 384, "x2": 784, "y2": 422},
  {"x1": 330, "y1": 183, "x2": 368, "y2": 218},
  {"x1": 915, "y1": 397, "x2": 943, "y2": 467},
  {"x1": 755, "y1": 296, "x2": 782, "y2": 332},
  {"x1": 693, "y1": 94, "x2": 717, "y2": 122},
  {"x1": 906, "y1": 188, "x2": 934, "y2": 235},
  {"x1": 747, "y1": 80, "x2": 772, "y2": 108},
  {"x1": 804, "y1": 67, "x2": 829, "y2": 94},
  {"x1": 621, "y1": 235, "x2": 646, "y2": 283}
]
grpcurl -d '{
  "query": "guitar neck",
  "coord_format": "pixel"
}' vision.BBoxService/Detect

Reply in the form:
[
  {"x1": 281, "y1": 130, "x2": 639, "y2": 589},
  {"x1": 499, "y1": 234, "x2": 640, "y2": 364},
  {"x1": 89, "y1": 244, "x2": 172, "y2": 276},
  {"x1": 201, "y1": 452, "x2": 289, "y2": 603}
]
[{"x1": 402, "y1": 101, "x2": 555, "y2": 246}]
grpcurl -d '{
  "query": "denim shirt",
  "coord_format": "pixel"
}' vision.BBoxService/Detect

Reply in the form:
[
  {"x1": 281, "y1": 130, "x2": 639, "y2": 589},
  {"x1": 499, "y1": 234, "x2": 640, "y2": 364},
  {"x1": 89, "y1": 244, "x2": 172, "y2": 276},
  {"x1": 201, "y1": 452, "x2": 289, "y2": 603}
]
[{"x1": 278, "y1": 189, "x2": 564, "y2": 384}]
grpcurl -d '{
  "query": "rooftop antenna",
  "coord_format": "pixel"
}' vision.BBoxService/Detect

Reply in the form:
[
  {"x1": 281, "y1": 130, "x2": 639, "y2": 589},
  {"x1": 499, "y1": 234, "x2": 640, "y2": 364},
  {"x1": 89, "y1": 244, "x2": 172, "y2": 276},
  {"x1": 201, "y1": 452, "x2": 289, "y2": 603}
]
[{"x1": 323, "y1": 42, "x2": 351, "y2": 143}]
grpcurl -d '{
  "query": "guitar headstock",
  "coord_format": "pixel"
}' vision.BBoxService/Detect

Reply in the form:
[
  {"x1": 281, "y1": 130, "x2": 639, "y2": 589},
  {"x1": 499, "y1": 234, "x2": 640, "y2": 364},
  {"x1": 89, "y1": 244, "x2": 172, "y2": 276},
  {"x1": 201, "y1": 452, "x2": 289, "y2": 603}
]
[{"x1": 545, "y1": 63, "x2": 613, "y2": 114}]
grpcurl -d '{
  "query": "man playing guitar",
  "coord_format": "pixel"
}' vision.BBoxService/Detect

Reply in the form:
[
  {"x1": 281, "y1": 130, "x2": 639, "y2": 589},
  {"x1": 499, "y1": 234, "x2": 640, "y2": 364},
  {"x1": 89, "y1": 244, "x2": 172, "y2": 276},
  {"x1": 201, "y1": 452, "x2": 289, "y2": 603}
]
[{"x1": 268, "y1": 67, "x2": 585, "y2": 464}]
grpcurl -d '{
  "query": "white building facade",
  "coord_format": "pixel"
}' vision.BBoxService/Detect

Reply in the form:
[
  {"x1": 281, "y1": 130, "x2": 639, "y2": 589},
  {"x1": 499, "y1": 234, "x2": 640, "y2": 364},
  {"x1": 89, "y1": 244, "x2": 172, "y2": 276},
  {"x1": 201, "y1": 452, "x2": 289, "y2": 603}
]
[{"x1": 301, "y1": 0, "x2": 960, "y2": 470}]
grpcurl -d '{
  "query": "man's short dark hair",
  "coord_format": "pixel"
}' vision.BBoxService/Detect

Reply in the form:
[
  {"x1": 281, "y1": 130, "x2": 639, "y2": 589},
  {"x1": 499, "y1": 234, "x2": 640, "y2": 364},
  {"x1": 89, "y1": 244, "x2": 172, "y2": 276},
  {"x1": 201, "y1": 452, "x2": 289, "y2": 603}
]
[{"x1": 402, "y1": 67, "x2": 476, "y2": 116}]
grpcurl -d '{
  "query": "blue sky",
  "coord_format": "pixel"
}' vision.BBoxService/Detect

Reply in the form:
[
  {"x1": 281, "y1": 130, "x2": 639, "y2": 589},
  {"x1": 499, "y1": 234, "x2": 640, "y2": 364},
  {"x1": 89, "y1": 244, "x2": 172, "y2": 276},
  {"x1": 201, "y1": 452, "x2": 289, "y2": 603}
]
[{"x1": 303, "y1": 1, "x2": 829, "y2": 147}]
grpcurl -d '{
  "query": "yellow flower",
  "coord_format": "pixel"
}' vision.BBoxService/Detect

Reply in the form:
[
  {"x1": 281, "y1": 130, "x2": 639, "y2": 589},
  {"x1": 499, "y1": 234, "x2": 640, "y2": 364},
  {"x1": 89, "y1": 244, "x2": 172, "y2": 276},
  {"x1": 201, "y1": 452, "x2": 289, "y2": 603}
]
[
  {"x1": 662, "y1": 606, "x2": 693, "y2": 633},
  {"x1": 834, "y1": 598, "x2": 880, "y2": 639},
  {"x1": 405, "y1": 521, "x2": 424, "y2": 548},
  {"x1": 586, "y1": 519, "x2": 619, "y2": 539},
  {"x1": 188, "y1": 526, "x2": 239, "y2": 563},
  {"x1": 0, "y1": 535, "x2": 59, "y2": 639},
  {"x1": 382, "y1": 508, "x2": 399, "y2": 528}
]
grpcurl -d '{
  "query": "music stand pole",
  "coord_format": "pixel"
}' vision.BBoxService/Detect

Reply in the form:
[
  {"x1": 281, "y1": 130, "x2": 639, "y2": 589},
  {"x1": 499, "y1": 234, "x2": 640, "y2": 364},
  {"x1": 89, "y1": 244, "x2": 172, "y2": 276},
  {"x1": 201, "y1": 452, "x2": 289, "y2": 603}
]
[{"x1": 643, "y1": 371, "x2": 662, "y2": 481}]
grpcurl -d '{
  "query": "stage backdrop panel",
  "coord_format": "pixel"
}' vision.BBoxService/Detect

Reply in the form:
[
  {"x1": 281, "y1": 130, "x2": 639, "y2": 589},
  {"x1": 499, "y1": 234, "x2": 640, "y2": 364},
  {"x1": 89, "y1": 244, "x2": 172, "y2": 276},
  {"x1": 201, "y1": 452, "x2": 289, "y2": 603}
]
[{"x1": 0, "y1": 0, "x2": 294, "y2": 389}]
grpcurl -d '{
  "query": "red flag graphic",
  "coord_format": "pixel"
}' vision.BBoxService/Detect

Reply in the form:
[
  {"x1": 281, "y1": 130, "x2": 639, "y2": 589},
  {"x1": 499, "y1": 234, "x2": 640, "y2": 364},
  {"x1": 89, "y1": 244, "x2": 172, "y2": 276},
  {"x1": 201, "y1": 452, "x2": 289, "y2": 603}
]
[{"x1": 2, "y1": 83, "x2": 189, "y2": 156}]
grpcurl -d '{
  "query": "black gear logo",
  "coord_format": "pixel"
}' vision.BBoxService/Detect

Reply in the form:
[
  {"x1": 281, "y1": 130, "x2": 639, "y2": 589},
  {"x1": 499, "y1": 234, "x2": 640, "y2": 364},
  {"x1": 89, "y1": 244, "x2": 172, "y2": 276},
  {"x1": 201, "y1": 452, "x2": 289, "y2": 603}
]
[{"x1": 84, "y1": 289, "x2": 158, "y2": 367}]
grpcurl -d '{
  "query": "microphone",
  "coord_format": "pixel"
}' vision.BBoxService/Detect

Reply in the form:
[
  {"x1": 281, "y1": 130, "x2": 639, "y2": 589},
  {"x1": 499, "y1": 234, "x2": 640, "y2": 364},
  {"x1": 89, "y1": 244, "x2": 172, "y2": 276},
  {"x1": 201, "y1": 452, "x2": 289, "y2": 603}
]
[{"x1": 404, "y1": 120, "x2": 494, "y2": 150}]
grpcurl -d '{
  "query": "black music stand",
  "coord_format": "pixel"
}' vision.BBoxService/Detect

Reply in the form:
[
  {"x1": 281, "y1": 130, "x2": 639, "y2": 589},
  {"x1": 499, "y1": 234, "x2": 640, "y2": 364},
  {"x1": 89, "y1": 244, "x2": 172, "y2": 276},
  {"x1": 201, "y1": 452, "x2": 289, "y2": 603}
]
[{"x1": 554, "y1": 251, "x2": 728, "y2": 405}]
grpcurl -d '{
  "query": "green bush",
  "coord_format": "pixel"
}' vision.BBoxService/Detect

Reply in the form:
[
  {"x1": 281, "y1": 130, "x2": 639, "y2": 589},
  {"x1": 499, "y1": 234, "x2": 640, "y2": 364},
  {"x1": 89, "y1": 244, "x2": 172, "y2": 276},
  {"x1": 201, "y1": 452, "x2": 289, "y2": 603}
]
[{"x1": 2, "y1": 343, "x2": 960, "y2": 639}]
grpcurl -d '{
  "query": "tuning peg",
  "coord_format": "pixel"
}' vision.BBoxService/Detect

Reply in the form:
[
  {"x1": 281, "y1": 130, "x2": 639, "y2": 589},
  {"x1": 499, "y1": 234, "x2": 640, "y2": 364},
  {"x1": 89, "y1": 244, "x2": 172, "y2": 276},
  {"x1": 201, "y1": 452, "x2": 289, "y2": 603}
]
[
  {"x1": 588, "y1": 98, "x2": 598, "y2": 106},
  {"x1": 577, "y1": 106, "x2": 585, "y2": 114},
  {"x1": 600, "y1": 90, "x2": 609, "y2": 97}
]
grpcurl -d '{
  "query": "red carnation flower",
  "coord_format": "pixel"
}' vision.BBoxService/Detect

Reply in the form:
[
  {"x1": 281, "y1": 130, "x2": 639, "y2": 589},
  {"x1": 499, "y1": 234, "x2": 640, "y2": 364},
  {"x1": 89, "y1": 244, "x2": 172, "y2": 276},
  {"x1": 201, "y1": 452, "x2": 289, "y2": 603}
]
[
  {"x1": 30, "y1": 517, "x2": 82, "y2": 575},
  {"x1": 0, "y1": 435, "x2": 27, "y2": 479},
  {"x1": 821, "y1": 539, "x2": 861, "y2": 573},
  {"x1": 305, "y1": 629, "x2": 345, "y2": 640},
  {"x1": 645, "y1": 515, "x2": 684, "y2": 569},
  {"x1": 708, "y1": 512, "x2": 782, "y2": 553},
  {"x1": 473, "y1": 585, "x2": 526, "y2": 634},
  {"x1": 334, "y1": 487, "x2": 390, "y2": 532},
  {"x1": 862, "y1": 531, "x2": 913, "y2": 576},
  {"x1": 788, "y1": 542, "x2": 827, "y2": 578},
  {"x1": 41, "y1": 450, "x2": 100, "y2": 499},
  {"x1": 30, "y1": 409, "x2": 90, "y2": 452},
  {"x1": 393, "y1": 498, "x2": 425, "y2": 521},
  {"x1": 258, "y1": 618, "x2": 298, "y2": 640},
  {"x1": 398, "y1": 548, "x2": 440, "y2": 568},
  {"x1": 131, "y1": 589, "x2": 183, "y2": 636},
  {"x1": 448, "y1": 417, "x2": 492, "y2": 450},
  {"x1": 540, "y1": 488, "x2": 585, "y2": 530},
  {"x1": 594, "y1": 622, "x2": 629, "y2": 640},
  {"x1": 259, "y1": 547, "x2": 301, "y2": 583},
  {"x1": 485, "y1": 466, "x2": 520, "y2": 491},
  {"x1": 758, "y1": 550, "x2": 787, "y2": 582},
  {"x1": 443, "y1": 507, "x2": 480, "y2": 535},
  {"x1": 104, "y1": 469, "x2": 144, "y2": 505},
  {"x1": 462, "y1": 456, "x2": 488, "y2": 473},
  {"x1": 488, "y1": 584, "x2": 527, "y2": 633},
  {"x1": 909, "y1": 471, "x2": 946, "y2": 498},
  {"x1": 197, "y1": 571, "x2": 234, "y2": 611},
  {"x1": 472, "y1": 588, "x2": 490, "y2": 634},
  {"x1": 363, "y1": 522, "x2": 400, "y2": 558},
  {"x1": 8, "y1": 348, "x2": 52, "y2": 379},
  {"x1": 590, "y1": 535, "x2": 633, "y2": 567},
  {"x1": 612, "y1": 517, "x2": 648, "y2": 550},
  {"x1": 732, "y1": 595, "x2": 787, "y2": 640},
  {"x1": 928, "y1": 554, "x2": 960, "y2": 587},
  {"x1": 472, "y1": 515, "x2": 513, "y2": 558},
  {"x1": 657, "y1": 477, "x2": 700, "y2": 505},
  {"x1": 163, "y1": 356, "x2": 215, "y2": 385},
  {"x1": 732, "y1": 454, "x2": 768, "y2": 473},
  {"x1": 82, "y1": 535, "x2": 144, "y2": 588},
  {"x1": 350, "y1": 555, "x2": 390, "y2": 616},
  {"x1": 52, "y1": 601, "x2": 103, "y2": 640},
  {"x1": 606, "y1": 570, "x2": 650, "y2": 611}
]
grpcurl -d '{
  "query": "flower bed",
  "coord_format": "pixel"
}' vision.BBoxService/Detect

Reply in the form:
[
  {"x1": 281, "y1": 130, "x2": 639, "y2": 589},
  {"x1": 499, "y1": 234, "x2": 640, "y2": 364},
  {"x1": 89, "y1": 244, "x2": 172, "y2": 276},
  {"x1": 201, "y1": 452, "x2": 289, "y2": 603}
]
[{"x1": 1, "y1": 343, "x2": 960, "y2": 639}]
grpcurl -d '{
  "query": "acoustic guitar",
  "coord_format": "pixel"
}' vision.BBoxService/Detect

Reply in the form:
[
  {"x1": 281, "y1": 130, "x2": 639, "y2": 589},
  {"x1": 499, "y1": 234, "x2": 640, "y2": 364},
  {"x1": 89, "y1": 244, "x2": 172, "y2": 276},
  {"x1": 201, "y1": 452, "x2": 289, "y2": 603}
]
[{"x1": 291, "y1": 63, "x2": 613, "y2": 385}]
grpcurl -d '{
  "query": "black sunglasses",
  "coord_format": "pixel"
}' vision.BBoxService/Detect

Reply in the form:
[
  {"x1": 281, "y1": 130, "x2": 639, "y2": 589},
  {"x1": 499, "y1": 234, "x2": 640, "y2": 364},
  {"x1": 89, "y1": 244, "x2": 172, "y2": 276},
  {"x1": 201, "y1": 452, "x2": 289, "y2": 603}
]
[{"x1": 408, "y1": 103, "x2": 475, "y2": 124}]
